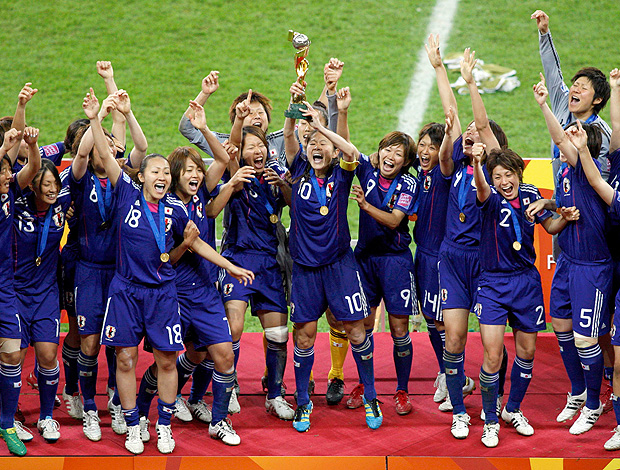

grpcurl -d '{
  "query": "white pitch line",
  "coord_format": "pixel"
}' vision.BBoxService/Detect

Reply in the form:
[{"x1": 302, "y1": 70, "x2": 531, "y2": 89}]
[{"x1": 397, "y1": 0, "x2": 460, "y2": 136}]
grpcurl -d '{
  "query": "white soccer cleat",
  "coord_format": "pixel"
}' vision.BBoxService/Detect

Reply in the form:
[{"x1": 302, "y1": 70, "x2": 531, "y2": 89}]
[
  {"x1": 13, "y1": 421, "x2": 33, "y2": 442},
  {"x1": 265, "y1": 396, "x2": 295, "y2": 420},
  {"x1": 228, "y1": 388, "x2": 241, "y2": 414},
  {"x1": 188, "y1": 400, "x2": 212, "y2": 423},
  {"x1": 501, "y1": 407, "x2": 534, "y2": 436},
  {"x1": 450, "y1": 413, "x2": 470, "y2": 439},
  {"x1": 604, "y1": 426, "x2": 620, "y2": 451},
  {"x1": 433, "y1": 372, "x2": 448, "y2": 403},
  {"x1": 37, "y1": 417, "x2": 61, "y2": 443},
  {"x1": 569, "y1": 402, "x2": 604, "y2": 435},
  {"x1": 106, "y1": 386, "x2": 115, "y2": 401},
  {"x1": 156, "y1": 421, "x2": 175, "y2": 454},
  {"x1": 438, "y1": 393, "x2": 453, "y2": 412},
  {"x1": 108, "y1": 397, "x2": 127, "y2": 435},
  {"x1": 174, "y1": 395, "x2": 193, "y2": 422},
  {"x1": 139, "y1": 416, "x2": 150, "y2": 442},
  {"x1": 557, "y1": 391, "x2": 586, "y2": 422},
  {"x1": 62, "y1": 385, "x2": 84, "y2": 420},
  {"x1": 209, "y1": 418, "x2": 241, "y2": 446},
  {"x1": 125, "y1": 424, "x2": 144, "y2": 454},
  {"x1": 481, "y1": 422, "x2": 500, "y2": 448},
  {"x1": 462, "y1": 376, "x2": 475, "y2": 396},
  {"x1": 83, "y1": 410, "x2": 102, "y2": 441}
]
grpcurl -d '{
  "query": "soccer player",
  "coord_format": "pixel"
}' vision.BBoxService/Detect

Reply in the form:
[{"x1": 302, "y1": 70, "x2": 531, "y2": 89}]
[
  {"x1": 349, "y1": 129, "x2": 419, "y2": 415},
  {"x1": 284, "y1": 101, "x2": 381, "y2": 432},
  {"x1": 0, "y1": 127, "x2": 40, "y2": 456},
  {"x1": 84, "y1": 89, "x2": 253, "y2": 455},
  {"x1": 534, "y1": 75, "x2": 611, "y2": 434},
  {"x1": 471, "y1": 141, "x2": 575, "y2": 447}
]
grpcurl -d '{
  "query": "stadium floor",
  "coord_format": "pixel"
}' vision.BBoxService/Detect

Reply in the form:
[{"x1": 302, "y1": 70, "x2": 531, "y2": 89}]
[{"x1": 12, "y1": 332, "x2": 613, "y2": 458}]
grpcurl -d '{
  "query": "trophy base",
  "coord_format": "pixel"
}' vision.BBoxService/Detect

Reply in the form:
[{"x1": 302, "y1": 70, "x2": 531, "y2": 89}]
[{"x1": 284, "y1": 103, "x2": 309, "y2": 120}]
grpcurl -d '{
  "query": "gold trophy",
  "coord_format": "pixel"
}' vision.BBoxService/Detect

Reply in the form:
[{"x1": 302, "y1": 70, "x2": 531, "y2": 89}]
[{"x1": 284, "y1": 30, "x2": 311, "y2": 119}]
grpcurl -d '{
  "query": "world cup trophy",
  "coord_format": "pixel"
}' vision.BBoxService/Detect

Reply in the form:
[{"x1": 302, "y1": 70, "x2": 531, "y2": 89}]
[{"x1": 284, "y1": 30, "x2": 311, "y2": 119}]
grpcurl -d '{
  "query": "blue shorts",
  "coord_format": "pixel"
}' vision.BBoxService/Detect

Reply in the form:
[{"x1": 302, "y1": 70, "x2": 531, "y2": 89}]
[
  {"x1": 0, "y1": 284, "x2": 22, "y2": 340},
  {"x1": 414, "y1": 246, "x2": 442, "y2": 321},
  {"x1": 438, "y1": 239, "x2": 480, "y2": 311},
  {"x1": 613, "y1": 259, "x2": 620, "y2": 300},
  {"x1": 16, "y1": 286, "x2": 60, "y2": 348},
  {"x1": 611, "y1": 291, "x2": 620, "y2": 346},
  {"x1": 101, "y1": 275, "x2": 184, "y2": 352},
  {"x1": 291, "y1": 250, "x2": 369, "y2": 324},
  {"x1": 220, "y1": 250, "x2": 287, "y2": 315},
  {"x1": 475, "y1": 268, "x2": 546, "y2": 333},
  {"x1": 177, "y1": 282, "x2": 232, "y2": 350},
  {"x1": 60, "y1": 246, "x2": 78, "y2": 317},
  {"x1": 355, "y1": 250, "x2": 418, "y2": 316},
  {"x1": 75, "y1": 261, "x2": 115, "y2": 335},
  {"x1": 550, "y1": 253, "x2": 612, "y2": 338}
]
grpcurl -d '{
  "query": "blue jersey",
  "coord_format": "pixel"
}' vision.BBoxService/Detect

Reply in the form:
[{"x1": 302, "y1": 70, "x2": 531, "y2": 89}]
[
  {"x1": 413, "y1": 164, "x2": 452, "y2": 253},
  {"x1": 69, "y1": 168, "x2": 116, "y2": 265},
  {"x1": 172, "y1": 183, "x2": 217, "y2": 288},
  {"x1": 13, "y1": 168, "x2": 72, "y2": 296},
  {"x1": 222, "y1": 167, "x2": 284, "y2": 257},
  {"x1": 39, "y1": 142, "x2": 65, "y2": 166},
  {"x1": 445, "y1": 136, "x2": 487, "y2": 246},
  {"x1": 555, "y1": 159, "x2": 610, "y2": 261},
  {"x1": 289, "y1": 149, "x2": 355, "y2": 267},
  {"x1": 607, "y1": 149, "x2": 620, "y2": 261},
  {"x1": 478, "y1": 185, "x2": 551, "y2": 273},
  {"x1": 354, "y1": 153, "x2": 418, "y2": 255},
  {"x1": 113, "y1": 171, "x2": 189, "y2": 285},
  {"x1": 0, "y1": 182, "x2": 16, "y2": 288}
]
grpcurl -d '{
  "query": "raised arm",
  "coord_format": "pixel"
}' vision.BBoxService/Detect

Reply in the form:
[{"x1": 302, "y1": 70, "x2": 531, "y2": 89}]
[
  {"x1": 229, "y1": 89, "x2": 252, "y2": 148},
  {"x1": 83, "y1": 89, "x2": 121, "y2": 186},
  {"x1": 301, "y1": 102, "x2": 359, "y2": 162},
  {"x1": 426, "y1": 34, "x2": 461, "y2": 138},
  {"x1": 438, "y1": 107, "x2": 456, "y2": 177},
  {"x1": 179, "y1": 72, "x2": 220, "y2": 154},
  {"x1": 9, "y1": 83, "x2": 38, "y2": 165},
  {"x1": 335, "y1": 87, "x2": 351, "y2": 142},
  {"x1": 16, "y1": 127, "x2": 41, "y2": 189},
  {"x1": 284, "y1": 82, "x2": 304, "y2": 167},
  {"x1": 610, "y1": 68, "x2": 620, "y2": 153},
  {"x1": 350, "y1": 184, "x2": 406, "y2": 230},
  {"x1": 322, "y1": 58, "x2": 344, "y2": 132},
  {"x1": 533, "y1": 73, "x2": 578, "y2": 165},
  {"x1": 0, "y1": 129, "x2": 21, "y2": 159},
  {"x1": 461, "y1": 49, "x2": 500, "y2": 151},
  {"x1": 96, "y1": 61, "x2": 126, "y2": 146},
  {"x1": 115, "y1": 90, "x2": 148, "y2": 167},
  {"x1": 471, "y1": 142, "x2": 490, "y2": 202}
]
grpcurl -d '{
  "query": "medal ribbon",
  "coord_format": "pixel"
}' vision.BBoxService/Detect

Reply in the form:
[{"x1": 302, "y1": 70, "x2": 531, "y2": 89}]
[
  {"x1": 377, "y1": 173, "x2": 400, "y2": 209},
  {"x1": 506, "y1": 200, "x2": 522, "y2": 248},
  {"x1": 140, "y1": 194, "x2": 166, "y2": 256},
  {"x1": 251, "y1": 177, "x2": 275, "y2": 217},
  {"x1": 93, "y1": 176, "x2": 112, "y2": 224},
  {"x1": 457, "y1": 167, "x2": 472, "y2": 214},
  {"x1": 310, "y1": 169, "x2": 327, "y2": 208},
  {"x1": 36, "y1": 206, "x2": 54, "y2": 262}
]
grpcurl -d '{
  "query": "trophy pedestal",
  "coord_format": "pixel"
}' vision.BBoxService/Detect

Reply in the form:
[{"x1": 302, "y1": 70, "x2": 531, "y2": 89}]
[{"x1": 284, "y1": 102, "x2": 308, "y2": 120}]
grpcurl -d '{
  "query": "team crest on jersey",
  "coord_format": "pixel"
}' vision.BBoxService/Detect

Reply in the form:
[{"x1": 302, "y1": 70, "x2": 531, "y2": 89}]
[
  {"x1": 441, "y1": 289, "x2": 448, "y2": 302},
  {"x1": 325, "y1": 181, "x2": 335, "y2": 198},
  {"x1": 77, "y1": 315, "x2": 86, "y2": 329},
  {"x1": 52, "y1": 212, "x2": 64, "y2": 228},
  {"x1": 474, "y1": 302, "x2": 482, "y2": 318},
  {"x1": 563, "y1": 177, "x2": 570, "y2": 194},
  {"x1": 165, "y1": 217, "x2": 172, "y2": 232},
  {"x1": 223, "y1": 283, "x2": 234, "y2": 296},
  {"x1": 105, "y1": 325, "x2": 116, "y2": 339},
  {"x1": 424, "y1": 175, "x2": 432, "y2": 191}
]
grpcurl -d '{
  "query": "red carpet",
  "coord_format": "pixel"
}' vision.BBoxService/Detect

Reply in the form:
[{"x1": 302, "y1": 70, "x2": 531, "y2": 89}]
[{"x1": 12, "y1": 332, "x2": 615, "y2": 457}]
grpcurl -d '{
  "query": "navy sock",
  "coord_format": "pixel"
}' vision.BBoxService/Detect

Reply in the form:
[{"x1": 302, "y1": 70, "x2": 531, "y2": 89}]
[
  {"x1": 577, "y1": 343, "x2": 604, "y2": 410},
  {"x1": 555, "y1": 331, "x2": 586, "y2": 396},
  {"x1": 0, "y1": 362, "x2": 21, "y2": 429},
  {"x1": 613, "y1": 395, "x2": 620, "y2": 426},
  {"x1": 157, "y1": 398, "x2": 175, "y2": 426},
  {"x1": 38, "y1": 362, "x2": 60, "y2": 420},
  {"x1": 498, "y1": 346, "x2": 508, "y2": 397},
  {"x1": 351, "y1": 335, "x2": 377, "y2": 401},
  {"x1": 392, "y1": 334, "x2": 412, "y2": 392},
  {"x1": 189, "y1": 360, "x2": 214, "y2": 404},
  {"x1": 78, "y1": 352, "x2": 99, "y2": 412},
  {"x1": 176, "y1": 352, "x2": 198, "y2": 395},
  {"x1": 232, "y1": 340, "x2": 240, "y2": 369},
  {"x1": 123, "y1": 406, "x2": 139, "y2": 427},
  {"x1": 105, "y1": 346, "x2": 116, "y2": 390},
  {"x1": 506, "y1": 356, "x2": 533, "y2": 412},
  {"x1": 443, "y1": 350, "x2": 466, "y2": 414},
  {"x1": 212, "y1": 370, "x2": 235, "y2": 424},
  {"x1": 294, "y1": 345, "x2": 314, "y2": 406},
  {"x1": 265, "y1": 339, "x2": 287, "y2": 400},
  {"x1": 479, "y1": 367, "x2": 500, "y2": 424},
  {"x1": 112, "y1": 387, "x2": 121, "y2": 406},
  {"x1": 136, "y1": 365, "x2": 158, "y2": 418},
  {"x1": 605, "y1": 367, "x2": 614, "y2": 387},
  {"x1": 61, "y1": 343, "x2": 80, "y2": 395},
  {"x1": 426, "y1": 321, "x2": 445, "y2": 373}
]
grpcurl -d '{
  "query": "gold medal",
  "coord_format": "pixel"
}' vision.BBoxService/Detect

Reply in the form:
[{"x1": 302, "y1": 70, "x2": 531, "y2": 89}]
[
  {"x1": 320, "y1": 206, "x2": 329, "y2": 216},
  {"x1": 35, "y1": 256, "x2": 42, "y2": 267},
  {"x1": 269, "y1": 214, "x2": 279, "y2": 224},
  {"x1": 459, "y1": 212, "x2": 466, "y2": 223},
  {"x1": 513, "y1": 241, "x2": 522, "y2": 251},
  {"x1": 160, "y1": 253, "x2": 170, "y2": 263}
]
